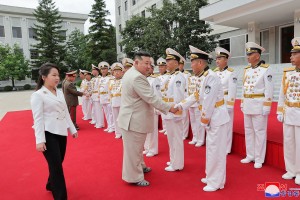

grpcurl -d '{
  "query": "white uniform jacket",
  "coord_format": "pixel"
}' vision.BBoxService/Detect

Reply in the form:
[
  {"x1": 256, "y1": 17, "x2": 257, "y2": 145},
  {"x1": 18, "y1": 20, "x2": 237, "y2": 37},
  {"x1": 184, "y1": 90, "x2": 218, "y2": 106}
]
[
  {"x1": 241, "y1": 63, "x2": 274, "y2": 114},
  {"x1": 99, "y1": 75, "x2": 113, "y2": 104},
  {"x1": 277, "y1": 67, "x2": 300, "y2": 126},
  {"x1": 31, "y1": 86, "x2": 77, "y2": 144},
  {"x1": 147, "y1": 74, "x2": 162, "y2": 98},
  {"x1": 91, "y1": 76, "x2": 101, "y2": 102},
  {"x1": 214, "y1": 66, "x2": 237, "y2": 109},
  {"x1": 109, "y1": 78, "x2": 122, "y2": 107},
  {"x1": 161, "y1": 70, "x2": 186, "y2": 120}
]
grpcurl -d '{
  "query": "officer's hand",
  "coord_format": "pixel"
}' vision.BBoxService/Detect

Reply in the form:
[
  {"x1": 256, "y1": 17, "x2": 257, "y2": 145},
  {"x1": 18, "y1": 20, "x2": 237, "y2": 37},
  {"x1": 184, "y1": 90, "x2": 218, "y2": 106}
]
[
  {"x1": 36, "y1": 143, "x2": 47, "y2": 152},
  {"x1": 169, "y1": 104, "x2": 179, "y2": 114},
  {"x1": 240, "y1": 107, "x2": 244, "y2": 113},
  {"x1": 262, "y1": 110, "x2": 270, "y2": 116},
  {"x1": 72, "y1": 132, "x2": 78, "y2": 138},
  {"x1": 277, "y1": 114, "x2": 283, "y2": 122},
  {"x1": 174, "y1": 104, "x2": 183, "y2": 111}
]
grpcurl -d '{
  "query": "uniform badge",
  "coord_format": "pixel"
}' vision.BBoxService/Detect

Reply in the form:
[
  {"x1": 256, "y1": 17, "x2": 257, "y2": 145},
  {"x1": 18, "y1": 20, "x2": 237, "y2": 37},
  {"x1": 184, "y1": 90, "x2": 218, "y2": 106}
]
[
  {"x1": 267, "y1": 75, "x2": 272, "y2": 82},
  {"x1": 233, "y1": 77, "x2": 237, "y2": 83},
  {"x1": 204, "y1": 85, "x2": 211, "y2": 94},
  {"x1": 155, "y1": 85, "x2": 160, "y2": 90},
  {"x1": 176, "y1": 81, "x2": 181, "y2": 87}
]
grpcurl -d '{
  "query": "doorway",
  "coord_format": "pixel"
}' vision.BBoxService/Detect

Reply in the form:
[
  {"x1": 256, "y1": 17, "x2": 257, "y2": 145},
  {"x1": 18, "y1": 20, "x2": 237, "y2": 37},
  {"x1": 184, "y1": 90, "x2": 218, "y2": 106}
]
[{"x1": 281, "y1": 26, "x2": 294, "y2": 63}]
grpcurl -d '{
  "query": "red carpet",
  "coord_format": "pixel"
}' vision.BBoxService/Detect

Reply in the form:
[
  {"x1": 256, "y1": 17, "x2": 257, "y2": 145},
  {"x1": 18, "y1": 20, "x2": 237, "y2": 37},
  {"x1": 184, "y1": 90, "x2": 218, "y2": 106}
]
[{"x1": 0, "y1": 108, "x2": 297, "y2": 200}]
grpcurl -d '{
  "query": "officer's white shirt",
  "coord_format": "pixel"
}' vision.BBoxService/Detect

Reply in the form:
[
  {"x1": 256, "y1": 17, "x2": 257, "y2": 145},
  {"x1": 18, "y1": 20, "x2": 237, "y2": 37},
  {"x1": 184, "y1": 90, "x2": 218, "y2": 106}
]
[
  {"x1": 91, "y1": 75, "x2": 101, "y2": 102},
  {"x1": 158, "y1": 73, "x2": 170, "y2": 95},
  {"x1": 31, "y1": 86, "x2": 77, "y2": 144},
  {"x1": 162, "y1": 70, "x2": 186, "y2": 120},
  {"x1": 277, "y1": 67, "x2": 300, "y2": 126},
  {"x1": 99, "y1": 75, "x2": 113, "y2": 104},
  {"x1": 214, "y1": 67, "x2": 237, "y2": 109},
  {"x1": 241, "y1": 63, "x2": 274, "y2": 114},
  {"x1": 109, "y1": 78, "x2": 122, "y2": 107},
  {"x1": 181, "y1": 70, "x2": 191, "y2": 97},
  {"x1": 79, "y1": 79, "x2": 87, "y2": 92},
  {"x1": 147, "y1": 74, "x2": 162, "y2": 98}
]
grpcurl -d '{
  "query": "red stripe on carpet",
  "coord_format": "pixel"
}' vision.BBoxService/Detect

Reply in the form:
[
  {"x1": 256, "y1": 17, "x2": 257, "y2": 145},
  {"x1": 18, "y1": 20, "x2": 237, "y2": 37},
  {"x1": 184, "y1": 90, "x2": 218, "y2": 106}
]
[{"x1": 0, "y1": 108, "x2": 297, "y2": 200}]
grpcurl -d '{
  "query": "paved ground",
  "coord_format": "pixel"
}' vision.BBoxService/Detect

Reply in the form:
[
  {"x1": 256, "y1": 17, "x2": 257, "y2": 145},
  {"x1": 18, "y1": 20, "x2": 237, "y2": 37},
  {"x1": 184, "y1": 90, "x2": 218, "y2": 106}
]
[{"x1": 0, "y1": 90, "x2": 33, "y2": 121}]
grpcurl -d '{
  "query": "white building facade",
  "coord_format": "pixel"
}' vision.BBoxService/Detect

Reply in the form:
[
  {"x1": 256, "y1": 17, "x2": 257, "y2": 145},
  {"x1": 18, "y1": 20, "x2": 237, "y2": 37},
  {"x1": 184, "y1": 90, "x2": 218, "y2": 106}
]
[{"x1": 0, "y1": 4, "x2": 88, "y2": 88}]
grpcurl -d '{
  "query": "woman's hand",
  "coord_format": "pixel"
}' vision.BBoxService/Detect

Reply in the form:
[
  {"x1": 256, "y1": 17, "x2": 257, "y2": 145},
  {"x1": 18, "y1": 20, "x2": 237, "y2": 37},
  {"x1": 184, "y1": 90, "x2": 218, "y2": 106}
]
[
  {"x1": 36, "y1": 143, "x2": 47, "y2": 152},
  {"x1": 72, "y1": 132, "x2": 78, "y2": 138}
]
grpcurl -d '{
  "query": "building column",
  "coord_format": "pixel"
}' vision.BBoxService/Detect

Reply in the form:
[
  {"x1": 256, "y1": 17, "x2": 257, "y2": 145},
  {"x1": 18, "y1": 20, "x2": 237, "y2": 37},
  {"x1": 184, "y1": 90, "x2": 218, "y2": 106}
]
[
  {"x1": 269, "y1": 27, "x2": 276, "y2": 64},
  {"x1": 294, "y1": 9, "x2": 300, "y2": 37},
  {"x1": 247, "y1": 22, "x2": 260, "y2": 44}
]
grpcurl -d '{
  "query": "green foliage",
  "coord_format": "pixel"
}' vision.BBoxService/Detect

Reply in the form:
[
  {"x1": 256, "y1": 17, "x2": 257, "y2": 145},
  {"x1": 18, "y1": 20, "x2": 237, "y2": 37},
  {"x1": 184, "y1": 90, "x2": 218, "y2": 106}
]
[
  {"x1": 23, "y1": 84, "x2": 32, "y2": 90},
  {"x1": 65, "y1": 29, "x2": 92, "y2": 70},
  {"x1": 32, "y1": 0, "x2": 67, "y2": 75},
  {"x1": 76, "y1": 80, "x2": 82, "y2": 87},
  {"x1": 3, "y1": 85, "x2": 13, "y2": 91},
  {"x1": 120, "y1": 0, "x2": 219, "y2": 60},
  {"x1": 0, "y1": 44, "x2": 30, "y2": 88},
  {"x1": 88, "y1": 0, "x2": 117, "y2": 65}
]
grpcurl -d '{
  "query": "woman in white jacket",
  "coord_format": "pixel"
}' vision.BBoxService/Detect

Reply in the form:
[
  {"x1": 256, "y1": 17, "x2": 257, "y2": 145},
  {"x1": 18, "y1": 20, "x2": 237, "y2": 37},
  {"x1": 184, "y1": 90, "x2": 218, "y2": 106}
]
[{"x1": 31, "y1": 63, "x2": 78, "y2": 200}]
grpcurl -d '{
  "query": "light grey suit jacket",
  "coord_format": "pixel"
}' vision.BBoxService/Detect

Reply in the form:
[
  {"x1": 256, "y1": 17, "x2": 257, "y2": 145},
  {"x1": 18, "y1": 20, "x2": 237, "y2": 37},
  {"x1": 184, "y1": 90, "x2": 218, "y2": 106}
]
[{"x1": 118, "y1": 66, "x2": 171, "y2": 134}]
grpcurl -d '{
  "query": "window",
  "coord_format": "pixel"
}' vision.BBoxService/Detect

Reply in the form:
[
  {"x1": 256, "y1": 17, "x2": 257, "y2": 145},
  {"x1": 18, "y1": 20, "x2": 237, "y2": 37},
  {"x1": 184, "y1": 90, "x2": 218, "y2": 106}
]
[
  {"x1": 0, "y1": 26, "x2": 5, "y2": 37},
  {"x1": 119, "y1": 24, "x2": 122, "y2": 33},
  {"x1": 12, "y1": 27, "x2": 22, "y2": 38},
  {"x1": 125, "y1": 1, "x2": 127, "y2": 11},
  {"x1": 118, "y1": 6, "x2": 121, "y2": 15},
  {"x1": 151, "y1": 4, "x2": 156, "y2": 9},
  {"x1": 30, "y1": 49, "x2": 38, "y2": 59},
  {"x1": 219, "y1": 38, "x2": 230, "y2": 51},
  {"x1": 28, "y1": 28, "x2": 37, "y2": 39},
  {"x1": 132, "y1": 0, "x2": 136, "y2": 6},
  {"x1": 141, "y1": 10, "x2": 145, "y2": 17},
  {"x1": 59, "y1": 30, "x2": 67, "y2": 40}
]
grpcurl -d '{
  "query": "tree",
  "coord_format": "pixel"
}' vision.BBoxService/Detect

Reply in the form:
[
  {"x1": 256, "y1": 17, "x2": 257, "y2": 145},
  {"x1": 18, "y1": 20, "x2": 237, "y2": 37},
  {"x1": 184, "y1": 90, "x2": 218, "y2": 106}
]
[
  {"x1": 65, "y1": 29, "x2": 92, "y2": 70},
  {"x1": 88, "y1": 0, "x2": 117, "y2": 64},
  {"x1": 0, "y1": 44, "x2": 30, "y2": 89},
  {"x1": 32, "y1": 0, "x2": 66, "y2": 73},
  {"x1": 120, "y1": 0, "x2": 219, "y2": 60}
]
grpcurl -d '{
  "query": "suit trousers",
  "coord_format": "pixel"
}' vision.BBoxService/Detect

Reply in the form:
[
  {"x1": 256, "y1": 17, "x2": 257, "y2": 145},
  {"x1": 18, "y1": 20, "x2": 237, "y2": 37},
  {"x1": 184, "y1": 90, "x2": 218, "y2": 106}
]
[
  {"x1": 144, "y1": 114, "x2": 159, "y2": 155},
  {"x1": 283, "y1": 124, "x2": 300, "y2": 175},
  {"x1": 244, "y1": 114, "x2": 268, "y2": 164},
  {"x1": 227, "y1": 110, "x2": 234, "y2": 153},
  {"x1": 182, "y1": 110, "x2": 190, "y2": 138},
  {"x1": 121, "y1": 129, "x2": 147, "y2": 183},
  {"x1": 102, "y1": 103, "x2": 114, "y2": 130},
  {"x1": 112, "y1": 107, "x2": 122, "y2": 137},
  {"x1": 92, "y1": 101, "x2": 104, "y2": 128},
  {"x1": 82, "y1": 98, "x2": 92, "y2": 120},
  {"x1": 43, "y1": 131, "x2": 67, "y2": 200},
  {"x1": 67, "y1": 106, "x2": 77, "y2": 127},
  {"x1": 165, "y1": 119, "x2": 184, "y2": 170},
  {"x1": 189, "y1": 107, "x2": 205, "y2": 144},
  {"x1": 206, "y1": 123, "x2": 228, "y2": 189}
]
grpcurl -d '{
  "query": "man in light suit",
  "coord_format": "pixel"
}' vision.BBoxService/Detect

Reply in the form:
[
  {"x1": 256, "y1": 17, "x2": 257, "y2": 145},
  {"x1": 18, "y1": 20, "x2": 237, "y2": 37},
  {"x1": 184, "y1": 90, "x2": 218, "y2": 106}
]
[{"x1": 118, "y1": 51, "x2": 179, "y2": 187}]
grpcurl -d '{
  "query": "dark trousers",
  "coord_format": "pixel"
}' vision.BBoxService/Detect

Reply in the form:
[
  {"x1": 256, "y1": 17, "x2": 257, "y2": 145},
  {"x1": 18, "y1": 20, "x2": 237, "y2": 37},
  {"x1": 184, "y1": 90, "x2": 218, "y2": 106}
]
[
  {"x1": 68, "y1": 106, "x2": 78, "y2": 128},
  {"x1": 43, "y1": 131, "x2": 67, "y2": 200}
]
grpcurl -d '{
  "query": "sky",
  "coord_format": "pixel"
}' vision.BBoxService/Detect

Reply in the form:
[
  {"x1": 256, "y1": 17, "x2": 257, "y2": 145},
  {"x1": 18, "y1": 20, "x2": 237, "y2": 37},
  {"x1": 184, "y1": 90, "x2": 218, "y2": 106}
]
[{"x1": 0, "y1": 0, "x2": 116, "y2": 33}]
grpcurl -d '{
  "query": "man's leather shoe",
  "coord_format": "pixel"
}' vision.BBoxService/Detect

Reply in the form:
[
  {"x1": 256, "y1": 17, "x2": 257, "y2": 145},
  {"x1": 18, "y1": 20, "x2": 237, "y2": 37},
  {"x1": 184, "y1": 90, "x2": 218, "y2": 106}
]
[
  {"x1": 282, "y1": 172, "x2": 295, "y2": 180},
  {"x1": 240, "y1": 157, "x2": 253, "y2": 163},
  {"x1": 295, "y1": 175, "x2": 300, "y2": 185},
  {"x1": 254, "y1": 163, "x2": 262, "y2": 169},
  {"x1": 203, "y1": 185, "x2": 223, "y2": 192},
  {"x1": 201, "y1": 178, "x2": 207, "y2": 184}
]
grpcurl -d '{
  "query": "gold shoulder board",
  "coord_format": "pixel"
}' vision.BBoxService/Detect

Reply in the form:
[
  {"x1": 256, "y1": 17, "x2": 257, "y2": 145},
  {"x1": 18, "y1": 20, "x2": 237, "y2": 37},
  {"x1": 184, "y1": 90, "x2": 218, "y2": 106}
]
[
  {"x1": 204, "y1": 71, "x2": 209, "y2": 77},
  {"x1": 260, "y1": 64, "x2": 270, "y2": 68},
  {"x1": 227, "y1": 67, "x2": 234, "y2": 72},
  {"x1": 213, "y1": 67, "x2": 219, "y2": 72},
  {"x1": 245, "y1": 66, "x2": 250, "y2": 69},
  {"x1": 283, "y1": 67, "x2": 296, "y2": 72}
]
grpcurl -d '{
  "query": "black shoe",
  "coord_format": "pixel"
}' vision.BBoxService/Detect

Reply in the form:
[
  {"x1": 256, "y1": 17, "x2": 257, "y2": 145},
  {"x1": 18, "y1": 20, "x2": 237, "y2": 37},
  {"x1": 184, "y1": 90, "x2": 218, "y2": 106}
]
[
  {"x1": 75, "y1": 126, "x2": 80, "y2": 130},
  {"x1": 46, "y1": 183, "x2": 52, "y2": 191}
]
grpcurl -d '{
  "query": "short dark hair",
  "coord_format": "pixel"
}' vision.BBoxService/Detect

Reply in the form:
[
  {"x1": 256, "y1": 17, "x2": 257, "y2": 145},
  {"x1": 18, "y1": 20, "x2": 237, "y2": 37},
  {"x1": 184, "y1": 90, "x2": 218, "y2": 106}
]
[
  {"x1": 36, "y1": 63, "x2": 60, "y2": 90},
  {"x1": 134, "y1": 51, "x2": 151, "y2": 60}
]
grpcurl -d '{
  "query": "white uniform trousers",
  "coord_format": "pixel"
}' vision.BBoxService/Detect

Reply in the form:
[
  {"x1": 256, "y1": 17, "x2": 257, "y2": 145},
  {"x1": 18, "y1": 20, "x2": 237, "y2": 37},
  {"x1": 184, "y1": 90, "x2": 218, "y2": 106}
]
[
  {"x1": 189, "y1": 107, "x2": 205, "y2": 144},
  {"x1": 144, "y1": 114, "x2": 159, "y2": 155},
  {"x1": 161, "y1": 118, "x2": 167, "y2": 131},
  {"x1": 165, "y1": 119, "x2": 184, "y2": 170},
  {"x1": 121, "y1": 129, "x2": 147, "y2": 183},
  {"x1": 102, "y1": 103, "x2": 114, "y2": 131},
  {"x1": 182, "y1": 110, "x2": 190, "y2": 138},
  {"x1": 206, "y1": 123, "x2": 228, "y2": 189},
  {"x1": 112, "y1": 107, "x2": 122, "y2": 137},
  {"x1": 82, "y1": 98, "x2": 92, "y2": 120},
  {"x1": 92, "y1": 101, "x2": 104, "y2": 128},
  {"x1": 244, "y1": 114, "x2": 268, "y2": 164},
  {"x1": 227, "y1": 110, "x2": 234, "y2": 153},
  {"x1": 283, "y1": 124, "x2": 300, "y2": 175}
]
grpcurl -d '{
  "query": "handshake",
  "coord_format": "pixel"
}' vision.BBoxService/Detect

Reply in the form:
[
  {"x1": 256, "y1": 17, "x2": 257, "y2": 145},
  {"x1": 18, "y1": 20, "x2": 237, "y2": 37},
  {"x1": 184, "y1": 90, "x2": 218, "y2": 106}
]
[{"x1": 169, "y1": 104, "x2": 183, "y2": 114}]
